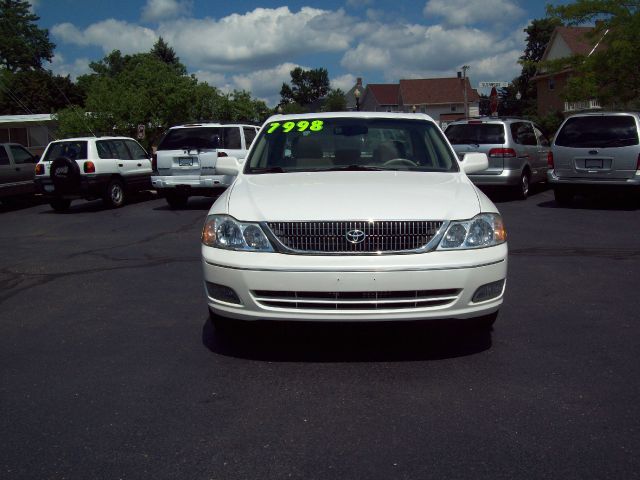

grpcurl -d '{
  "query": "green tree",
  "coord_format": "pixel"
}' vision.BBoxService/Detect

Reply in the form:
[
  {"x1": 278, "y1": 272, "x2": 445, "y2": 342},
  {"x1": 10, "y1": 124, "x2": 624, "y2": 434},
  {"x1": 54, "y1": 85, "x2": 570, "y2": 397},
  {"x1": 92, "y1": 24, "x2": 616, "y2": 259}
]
[
  {"x1": 323, "y1": 88, "x2": 347, "y2": 111},
  {"x1": 546, "y1": 0, "x2": 640, "y2": 108},
  {"x1": 0, "y1": 0, "x2": 55, "y2": 72},
  {"x1": 150, "y1": 36, "x2": 186, "y2": 75},
  {"x1": 499, "y1": 17, "x2": 562, "y2": 117},
  {"x1": 280, "y1": 67, "x2": 330, "y2": 107},
  {"x1": 0, "y1": 68, "x2": 84, "y2": 115}
]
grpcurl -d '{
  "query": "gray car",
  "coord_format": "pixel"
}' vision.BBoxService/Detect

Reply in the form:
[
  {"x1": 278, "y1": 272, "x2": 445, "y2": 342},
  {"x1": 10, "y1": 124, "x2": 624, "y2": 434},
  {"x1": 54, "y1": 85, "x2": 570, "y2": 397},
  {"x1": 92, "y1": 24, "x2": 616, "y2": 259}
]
[
  {"x1": 0, "y1": 143, "x2": 38, "y2": 201},
  {"x1": 445, "y1": 118, "x2": 550, "y2": 199},
  {"x1": 548, "y1": 112, "x2": 640, "y2": 205}
]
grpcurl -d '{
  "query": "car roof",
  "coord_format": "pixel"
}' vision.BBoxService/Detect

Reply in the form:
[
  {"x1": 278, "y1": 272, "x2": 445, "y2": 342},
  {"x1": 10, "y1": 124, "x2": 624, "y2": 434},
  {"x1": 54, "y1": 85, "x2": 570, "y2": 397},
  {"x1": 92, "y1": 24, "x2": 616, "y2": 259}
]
[
  {"x1": 169, "y1": 122, "x2": 259, "y2": 129},
  {"x1": 565, "y1": 111, "x2": 640, "y2": 118},
  {"x1": 265, "y1": 111, "x2": 437, "y2": 123},
  {"x1": 446, "y1": 117, "x2": 528, "y2": 125},
  {"x1": 49, "y1": 136, "x2": 137, "y2": 142}
]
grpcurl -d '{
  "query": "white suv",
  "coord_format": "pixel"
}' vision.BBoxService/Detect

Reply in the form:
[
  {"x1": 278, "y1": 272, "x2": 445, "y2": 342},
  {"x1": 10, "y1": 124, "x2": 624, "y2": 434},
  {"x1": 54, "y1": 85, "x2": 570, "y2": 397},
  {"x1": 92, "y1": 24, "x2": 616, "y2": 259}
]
[
  {"x1": 34, "y1": 137, "x2": 152, "y2": 211},
  {"x1": 201, "y1": 112, "x2": 508, "y2": 330},
  {"x1": 151, "y1": 122, "x2": 260, "y2": 208}
]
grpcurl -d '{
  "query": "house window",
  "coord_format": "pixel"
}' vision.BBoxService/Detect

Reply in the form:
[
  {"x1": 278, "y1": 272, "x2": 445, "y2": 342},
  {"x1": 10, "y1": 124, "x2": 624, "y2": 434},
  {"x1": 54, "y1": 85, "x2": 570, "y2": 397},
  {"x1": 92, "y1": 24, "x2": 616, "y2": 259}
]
[
  {"x1": 548, "y1": 78, "x2": 555, "y2": 91},
  {"x1": 451, "y1": 105, "x2": 457, "y2": 112}
]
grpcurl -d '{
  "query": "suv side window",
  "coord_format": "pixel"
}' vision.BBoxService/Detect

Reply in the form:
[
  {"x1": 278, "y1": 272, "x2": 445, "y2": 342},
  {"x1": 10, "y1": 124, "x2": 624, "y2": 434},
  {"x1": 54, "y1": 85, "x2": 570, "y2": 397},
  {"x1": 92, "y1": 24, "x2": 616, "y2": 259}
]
[
  {"x1": 223, "y1": 127, "x2": 241, "y2": 149},
  {"x1": 96, "y1": 141, "x2": 115, "y2": 159},
  {"x1": 243, "y1": 127, "x2": 257, "y2": 148},
  {"x1": 109, "y1": 140, "x2": 132, "y2": 160},
  {"x1": 0, "y1": 146, "x2": 9, "y2": 166},
  {"x1": 125, "y1": 140, "x2": 148, "y2": 159},
  {"x1": 511, "y1": 122, "x2": 537, "y2": 146}
]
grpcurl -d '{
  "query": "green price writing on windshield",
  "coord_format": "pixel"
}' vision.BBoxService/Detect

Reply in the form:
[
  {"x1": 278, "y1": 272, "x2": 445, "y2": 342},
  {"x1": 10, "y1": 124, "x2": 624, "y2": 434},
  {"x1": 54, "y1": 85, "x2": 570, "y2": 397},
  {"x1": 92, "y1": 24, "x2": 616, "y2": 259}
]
[{"x1": 267, "y1": 120, "x2": 324, "y2": 134}]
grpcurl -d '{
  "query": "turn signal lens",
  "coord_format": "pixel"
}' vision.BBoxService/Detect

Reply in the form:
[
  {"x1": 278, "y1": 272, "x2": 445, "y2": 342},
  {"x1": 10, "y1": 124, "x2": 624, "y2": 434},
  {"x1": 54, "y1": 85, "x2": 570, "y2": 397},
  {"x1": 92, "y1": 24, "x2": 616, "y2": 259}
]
[
  {"x1": 35, "y1": 163, "x2": 44, "y2": 175},
  {"x1": 83, "y1": 161, "x2": 96, "y2": 173},
  {"x1": 547, "y1": 151, "x2": 554, "y2": 169},
  {"x1": 488, "y1": 148, "x2": 517, "y2": 158}
]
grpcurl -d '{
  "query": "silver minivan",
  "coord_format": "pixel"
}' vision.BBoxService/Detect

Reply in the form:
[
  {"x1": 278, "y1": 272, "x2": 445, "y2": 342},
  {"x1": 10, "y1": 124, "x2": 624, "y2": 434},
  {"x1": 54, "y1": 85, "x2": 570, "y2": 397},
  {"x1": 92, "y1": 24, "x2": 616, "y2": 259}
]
[
  {"x1": 549, "y1": 112, "x2": 640, "y2": 205},
  {"x1": 445, "y1": 118, "x2": 550, "y2": 199}
]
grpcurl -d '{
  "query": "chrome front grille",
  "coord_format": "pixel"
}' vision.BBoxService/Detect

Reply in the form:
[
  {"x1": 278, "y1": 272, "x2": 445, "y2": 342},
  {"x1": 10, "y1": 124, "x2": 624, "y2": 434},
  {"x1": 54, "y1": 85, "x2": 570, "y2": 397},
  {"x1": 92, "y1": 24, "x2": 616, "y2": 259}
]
[
  {"x1": 252, "y1": 289, "x2": 461, "y2": 311},
  {"x1": 266, "y1": 221, "x2": 444, "y2": 254}
]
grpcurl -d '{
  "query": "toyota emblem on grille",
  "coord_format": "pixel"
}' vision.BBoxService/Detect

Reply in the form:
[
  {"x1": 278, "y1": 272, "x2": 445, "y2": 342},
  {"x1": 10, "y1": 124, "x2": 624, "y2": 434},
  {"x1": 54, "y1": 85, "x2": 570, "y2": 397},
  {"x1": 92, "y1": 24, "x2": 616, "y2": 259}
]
[{"x1": 345, "y1": 229, "x2": 366, "y2": 244}]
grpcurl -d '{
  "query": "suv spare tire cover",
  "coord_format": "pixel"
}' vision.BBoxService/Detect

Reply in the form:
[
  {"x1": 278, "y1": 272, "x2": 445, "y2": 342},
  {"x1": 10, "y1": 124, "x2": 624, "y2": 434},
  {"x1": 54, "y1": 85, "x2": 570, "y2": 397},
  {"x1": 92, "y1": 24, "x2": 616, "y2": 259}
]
[{"x1": 50, "y1": 156, "x2": 81, "y2": 192}]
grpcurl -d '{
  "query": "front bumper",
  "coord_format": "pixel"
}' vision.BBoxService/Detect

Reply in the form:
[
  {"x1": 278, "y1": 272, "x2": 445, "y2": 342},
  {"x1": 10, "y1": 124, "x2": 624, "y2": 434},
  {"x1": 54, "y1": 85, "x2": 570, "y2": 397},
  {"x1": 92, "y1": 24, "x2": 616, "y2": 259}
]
[
  {"x1": 468, "y1": 168, "x2": 521, "y2": 187},
  {"x1": 548, "y1": 169, "x2": 640, "y2": 186},
  {"x1": 202, "y1": 244, "x2": 508, "y2": 322},
  {"x1": 151, "y1": 174, "x2": 234, "y2": 191}
]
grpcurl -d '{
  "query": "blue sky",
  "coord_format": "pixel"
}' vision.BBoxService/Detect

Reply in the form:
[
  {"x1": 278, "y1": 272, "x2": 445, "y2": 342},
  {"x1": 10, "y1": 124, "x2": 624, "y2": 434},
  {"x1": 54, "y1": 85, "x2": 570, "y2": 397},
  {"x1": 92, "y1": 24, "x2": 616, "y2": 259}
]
[{"x1": 31, "y1": 0, "x2": 566, "y2": 105}]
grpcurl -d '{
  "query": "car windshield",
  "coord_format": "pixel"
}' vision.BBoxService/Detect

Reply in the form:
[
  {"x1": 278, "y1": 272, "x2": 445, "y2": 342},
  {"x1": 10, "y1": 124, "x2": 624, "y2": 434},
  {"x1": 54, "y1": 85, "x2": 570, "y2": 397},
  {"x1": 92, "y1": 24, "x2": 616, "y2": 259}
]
[
  {"x1": 245, "y1": 118, "x2": 459, "y2": 174},
  {"x1": 445, "y1": 123, "x2": 505, "y2": 145},
  {"x1": 43, "y1": 141, "x2": 88, "y2": 161},
  {"x1": 555, "y1": 115, "x2": 639, "y2": 148}
]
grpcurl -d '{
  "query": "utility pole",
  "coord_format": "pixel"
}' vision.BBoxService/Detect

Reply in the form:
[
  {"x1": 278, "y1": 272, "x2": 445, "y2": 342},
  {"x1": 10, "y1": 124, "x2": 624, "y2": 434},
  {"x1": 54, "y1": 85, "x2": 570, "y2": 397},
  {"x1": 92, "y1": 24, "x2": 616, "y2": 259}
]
[{"x1": 461, "y1": 65, "x2": 470, "y2": 119}]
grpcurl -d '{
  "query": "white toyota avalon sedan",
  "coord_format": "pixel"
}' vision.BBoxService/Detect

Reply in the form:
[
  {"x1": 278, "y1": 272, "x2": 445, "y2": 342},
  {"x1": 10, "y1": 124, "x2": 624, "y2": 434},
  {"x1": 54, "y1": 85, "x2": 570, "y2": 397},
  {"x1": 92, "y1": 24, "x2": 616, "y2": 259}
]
[{"x1": 201, "y1": 112, "x2": 507, "y2": 328}]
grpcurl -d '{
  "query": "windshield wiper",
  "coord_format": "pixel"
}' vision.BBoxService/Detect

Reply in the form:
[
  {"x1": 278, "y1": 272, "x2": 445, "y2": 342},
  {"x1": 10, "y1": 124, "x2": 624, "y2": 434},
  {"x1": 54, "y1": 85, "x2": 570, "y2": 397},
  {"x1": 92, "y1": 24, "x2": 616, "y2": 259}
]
[
  {"x1": 321, "y1": 165, "x2": 385, "y2": 172},
  {"x1": 248, "y1": 166, "x2": 285, "y2": 174}
]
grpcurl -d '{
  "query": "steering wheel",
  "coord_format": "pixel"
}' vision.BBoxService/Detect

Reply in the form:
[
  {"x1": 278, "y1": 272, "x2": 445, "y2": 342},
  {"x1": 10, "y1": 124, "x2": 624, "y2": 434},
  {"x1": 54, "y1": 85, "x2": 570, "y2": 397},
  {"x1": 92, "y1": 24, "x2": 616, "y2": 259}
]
[{"x1": 382, "y1": 158, "x2": 418, "y2": 168}]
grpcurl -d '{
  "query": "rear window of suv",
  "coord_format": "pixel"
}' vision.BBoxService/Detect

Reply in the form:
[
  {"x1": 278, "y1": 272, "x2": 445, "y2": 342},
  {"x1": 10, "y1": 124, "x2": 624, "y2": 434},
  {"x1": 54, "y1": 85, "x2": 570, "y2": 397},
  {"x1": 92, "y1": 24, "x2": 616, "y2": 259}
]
[
  {"x1": 157, "y1": 127, "x2": 243, "y2": 150},
  {"x1": 445, "y1": 123, "x2": 505, "y2": 144},
  {"x1": 555, "y1": 115, "x2": 639, "y2": 148},
  {"x1": 43, "y1": 141, "x2": 88, "y2": 161}
]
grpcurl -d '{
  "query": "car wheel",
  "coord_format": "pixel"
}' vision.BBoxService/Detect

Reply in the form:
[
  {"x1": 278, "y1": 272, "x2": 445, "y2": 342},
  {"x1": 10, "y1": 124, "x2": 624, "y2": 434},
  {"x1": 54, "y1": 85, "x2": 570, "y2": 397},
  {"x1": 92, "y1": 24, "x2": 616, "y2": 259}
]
[
  {"x1": 165, "y1": 191, "x2": 189, "y2": 209},
  {"x1": 471, "y1": 311, "x2": 498, "y2": 330},
  {"x1": 515, "y1": 171, "x2": 530, "y2": 200},
  {"x1": 50, "y1": 198, "x2": 71, "y2": 212},
  {"x1": 50, "y1": 156, "x2": 81, "y2": 194},
  {"x1": 103, "y1": 179, "x2": 125, "y2": 208},
  {"x1": 554, "y1": 187, "x2": 573, "y2": 206}
]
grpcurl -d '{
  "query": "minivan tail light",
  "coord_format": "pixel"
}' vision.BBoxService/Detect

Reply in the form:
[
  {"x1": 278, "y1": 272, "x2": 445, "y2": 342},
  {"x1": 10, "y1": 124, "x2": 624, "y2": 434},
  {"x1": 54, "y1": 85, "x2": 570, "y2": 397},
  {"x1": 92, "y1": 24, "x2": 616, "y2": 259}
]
[
  {"x1": 488, "y1": 148, "x2": 517, "y2": 158},
  {"x1": 217, "y1": 151, "x2": 228, "y2": 157},
  {"x1": 637, "y1": 152, "x2": 640, "y2": 170},
  {"x1": 83, "y1": 161, "x2": 96, "y2": 173},
  {"x1": 548, "y1": 152, "x2": 554, "y2": 169},
  {"x1": 35, "y1": 163, "x2": 44, "y2": 175}
]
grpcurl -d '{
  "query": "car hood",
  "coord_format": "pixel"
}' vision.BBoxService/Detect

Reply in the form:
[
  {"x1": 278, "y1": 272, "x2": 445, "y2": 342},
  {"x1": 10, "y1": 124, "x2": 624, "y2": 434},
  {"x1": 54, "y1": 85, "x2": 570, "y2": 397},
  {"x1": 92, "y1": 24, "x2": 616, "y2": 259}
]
[{"x1": 224, "y1": 171, "x2": 481, "y2": 221}]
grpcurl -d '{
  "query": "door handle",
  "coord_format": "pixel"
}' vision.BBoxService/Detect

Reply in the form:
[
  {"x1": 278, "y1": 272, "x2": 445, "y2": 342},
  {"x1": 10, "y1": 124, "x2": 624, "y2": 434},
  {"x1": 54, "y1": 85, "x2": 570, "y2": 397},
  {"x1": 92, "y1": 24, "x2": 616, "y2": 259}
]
[
  {"x1": 118, "y1": 163, "x2": 124, "y2": 167},
  {"x1": 137, "y1": 163, "x2": 142, "y2": 167}
]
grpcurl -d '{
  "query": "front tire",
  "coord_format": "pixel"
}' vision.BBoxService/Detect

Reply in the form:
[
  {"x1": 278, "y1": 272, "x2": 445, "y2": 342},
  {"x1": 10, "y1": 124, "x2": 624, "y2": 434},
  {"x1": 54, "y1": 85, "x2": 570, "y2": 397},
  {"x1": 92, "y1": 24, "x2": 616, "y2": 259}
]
[
  {"x1": 50, "y1": 198, "x2": 71, "y2": 212},
  {"x1": 103, "y1": 179, "x2": 125, "y2": 208}
]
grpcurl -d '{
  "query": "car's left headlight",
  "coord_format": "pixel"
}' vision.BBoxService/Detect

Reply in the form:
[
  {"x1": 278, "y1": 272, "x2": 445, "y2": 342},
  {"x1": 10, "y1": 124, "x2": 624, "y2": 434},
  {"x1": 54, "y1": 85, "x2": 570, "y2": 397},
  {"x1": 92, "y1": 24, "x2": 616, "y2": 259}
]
[
  {"x1": 437, "y1": 213, "x2": 506, "y2": 250},
  {"x1": 202, "y1": 215, "x2": 274, "y2": 252}
]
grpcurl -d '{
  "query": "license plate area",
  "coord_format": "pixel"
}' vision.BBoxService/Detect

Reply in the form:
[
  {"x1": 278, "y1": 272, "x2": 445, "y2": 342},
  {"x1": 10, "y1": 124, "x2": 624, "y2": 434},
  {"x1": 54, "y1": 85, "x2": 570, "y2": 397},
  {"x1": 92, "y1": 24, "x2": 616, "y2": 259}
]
[
  {"x1": 178, "y1": 156, "x2": 195, "y2": 167},
  {"x1": 585, "y1": 159, "x2": 603, "y2": 169}
]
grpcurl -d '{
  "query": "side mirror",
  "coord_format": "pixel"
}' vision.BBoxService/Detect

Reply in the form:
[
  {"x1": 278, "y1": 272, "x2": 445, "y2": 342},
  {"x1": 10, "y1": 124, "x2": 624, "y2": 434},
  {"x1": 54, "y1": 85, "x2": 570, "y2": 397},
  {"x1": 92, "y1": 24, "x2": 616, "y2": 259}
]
[
  {"x1": 216, "y1": 156, "x2": 240, "y2": 176},
  {"x1": 462, "y1": 152, "x2": 489, "y2": 174}
]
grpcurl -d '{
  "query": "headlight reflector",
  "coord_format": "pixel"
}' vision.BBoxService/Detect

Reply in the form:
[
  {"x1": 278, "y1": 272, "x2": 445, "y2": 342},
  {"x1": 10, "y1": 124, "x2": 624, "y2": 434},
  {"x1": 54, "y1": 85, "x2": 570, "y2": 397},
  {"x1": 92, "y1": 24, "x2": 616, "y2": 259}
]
[
  {"x1": 438, "y1": 213, "x2": 506, "y2": 250},
  {"x1": 202, "y1": 215, "x2": 274, "y2": 252}
]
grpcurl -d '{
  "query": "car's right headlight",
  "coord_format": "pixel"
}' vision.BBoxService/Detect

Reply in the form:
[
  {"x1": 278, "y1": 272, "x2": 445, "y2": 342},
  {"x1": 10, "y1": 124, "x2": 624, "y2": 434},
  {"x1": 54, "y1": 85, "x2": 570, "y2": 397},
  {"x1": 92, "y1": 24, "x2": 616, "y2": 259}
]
[
  {"x1": 437, "y1": 213, "x2": 506, "y2": 250},
  {"x1": 201, "y1": 215, "x2": 274, "y2": 252}
]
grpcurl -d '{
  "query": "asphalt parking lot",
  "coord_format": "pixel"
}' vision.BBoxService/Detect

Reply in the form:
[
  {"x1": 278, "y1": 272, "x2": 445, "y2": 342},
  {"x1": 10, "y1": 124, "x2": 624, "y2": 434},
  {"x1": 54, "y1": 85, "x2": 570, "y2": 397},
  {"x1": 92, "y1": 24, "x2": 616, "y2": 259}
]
[{"x1": 1, "y1": 188, "x2": 640, "y2": 479}]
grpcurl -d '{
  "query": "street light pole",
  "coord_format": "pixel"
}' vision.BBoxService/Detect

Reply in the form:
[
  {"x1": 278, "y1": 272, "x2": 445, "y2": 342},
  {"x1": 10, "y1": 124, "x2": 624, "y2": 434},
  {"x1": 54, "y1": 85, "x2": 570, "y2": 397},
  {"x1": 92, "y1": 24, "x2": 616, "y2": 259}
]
[{"x1": 461, "y1": 65, "x2": 470, "y2": 119}]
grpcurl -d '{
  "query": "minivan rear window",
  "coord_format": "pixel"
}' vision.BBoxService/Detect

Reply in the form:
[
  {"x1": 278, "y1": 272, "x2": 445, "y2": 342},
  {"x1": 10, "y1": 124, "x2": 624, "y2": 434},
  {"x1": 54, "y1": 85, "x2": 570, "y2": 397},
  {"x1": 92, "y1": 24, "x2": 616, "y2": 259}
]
[
  {"x1": 43, "y1": 141, "x2": 88, "y2": 161},
  {"x1": 555, "y1": 115, "x2": 639, "y2": 148},
  {"x1": 445, "y1": 124, "x2": 505, "y2": 144},
  {"x1": 158, "y1": 127, "x2": 222, "y2": 150}
]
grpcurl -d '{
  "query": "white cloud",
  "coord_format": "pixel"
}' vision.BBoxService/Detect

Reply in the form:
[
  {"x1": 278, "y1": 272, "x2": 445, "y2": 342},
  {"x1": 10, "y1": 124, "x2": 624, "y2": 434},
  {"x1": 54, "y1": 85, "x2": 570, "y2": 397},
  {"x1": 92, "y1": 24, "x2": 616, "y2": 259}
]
[
  {"x1": 424, "y1": 0, "x2": 525, "y2": 26},
  {"x1": 52, "y1": 20, "x2": 157, "y2": 54},
  {"x1": 47, "y1": 54, "x2": 91, "y2": 80},
  {"x1": 331, "y1": 73, "x2": 357, "y2": 91},
  {"x1": 159, "y1": 7, "x2": 359, "y2": 70},
  {"x1": 141, "y1": 0, "x2": 192, "y2": 22}
]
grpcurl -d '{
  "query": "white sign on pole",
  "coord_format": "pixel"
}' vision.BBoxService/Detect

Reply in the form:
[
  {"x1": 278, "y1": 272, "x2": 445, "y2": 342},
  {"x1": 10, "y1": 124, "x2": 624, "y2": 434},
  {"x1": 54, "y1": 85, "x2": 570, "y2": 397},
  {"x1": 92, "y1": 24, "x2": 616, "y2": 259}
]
[{"x1": 478, "y1": 81, "x2": 510, "y2": 88}]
